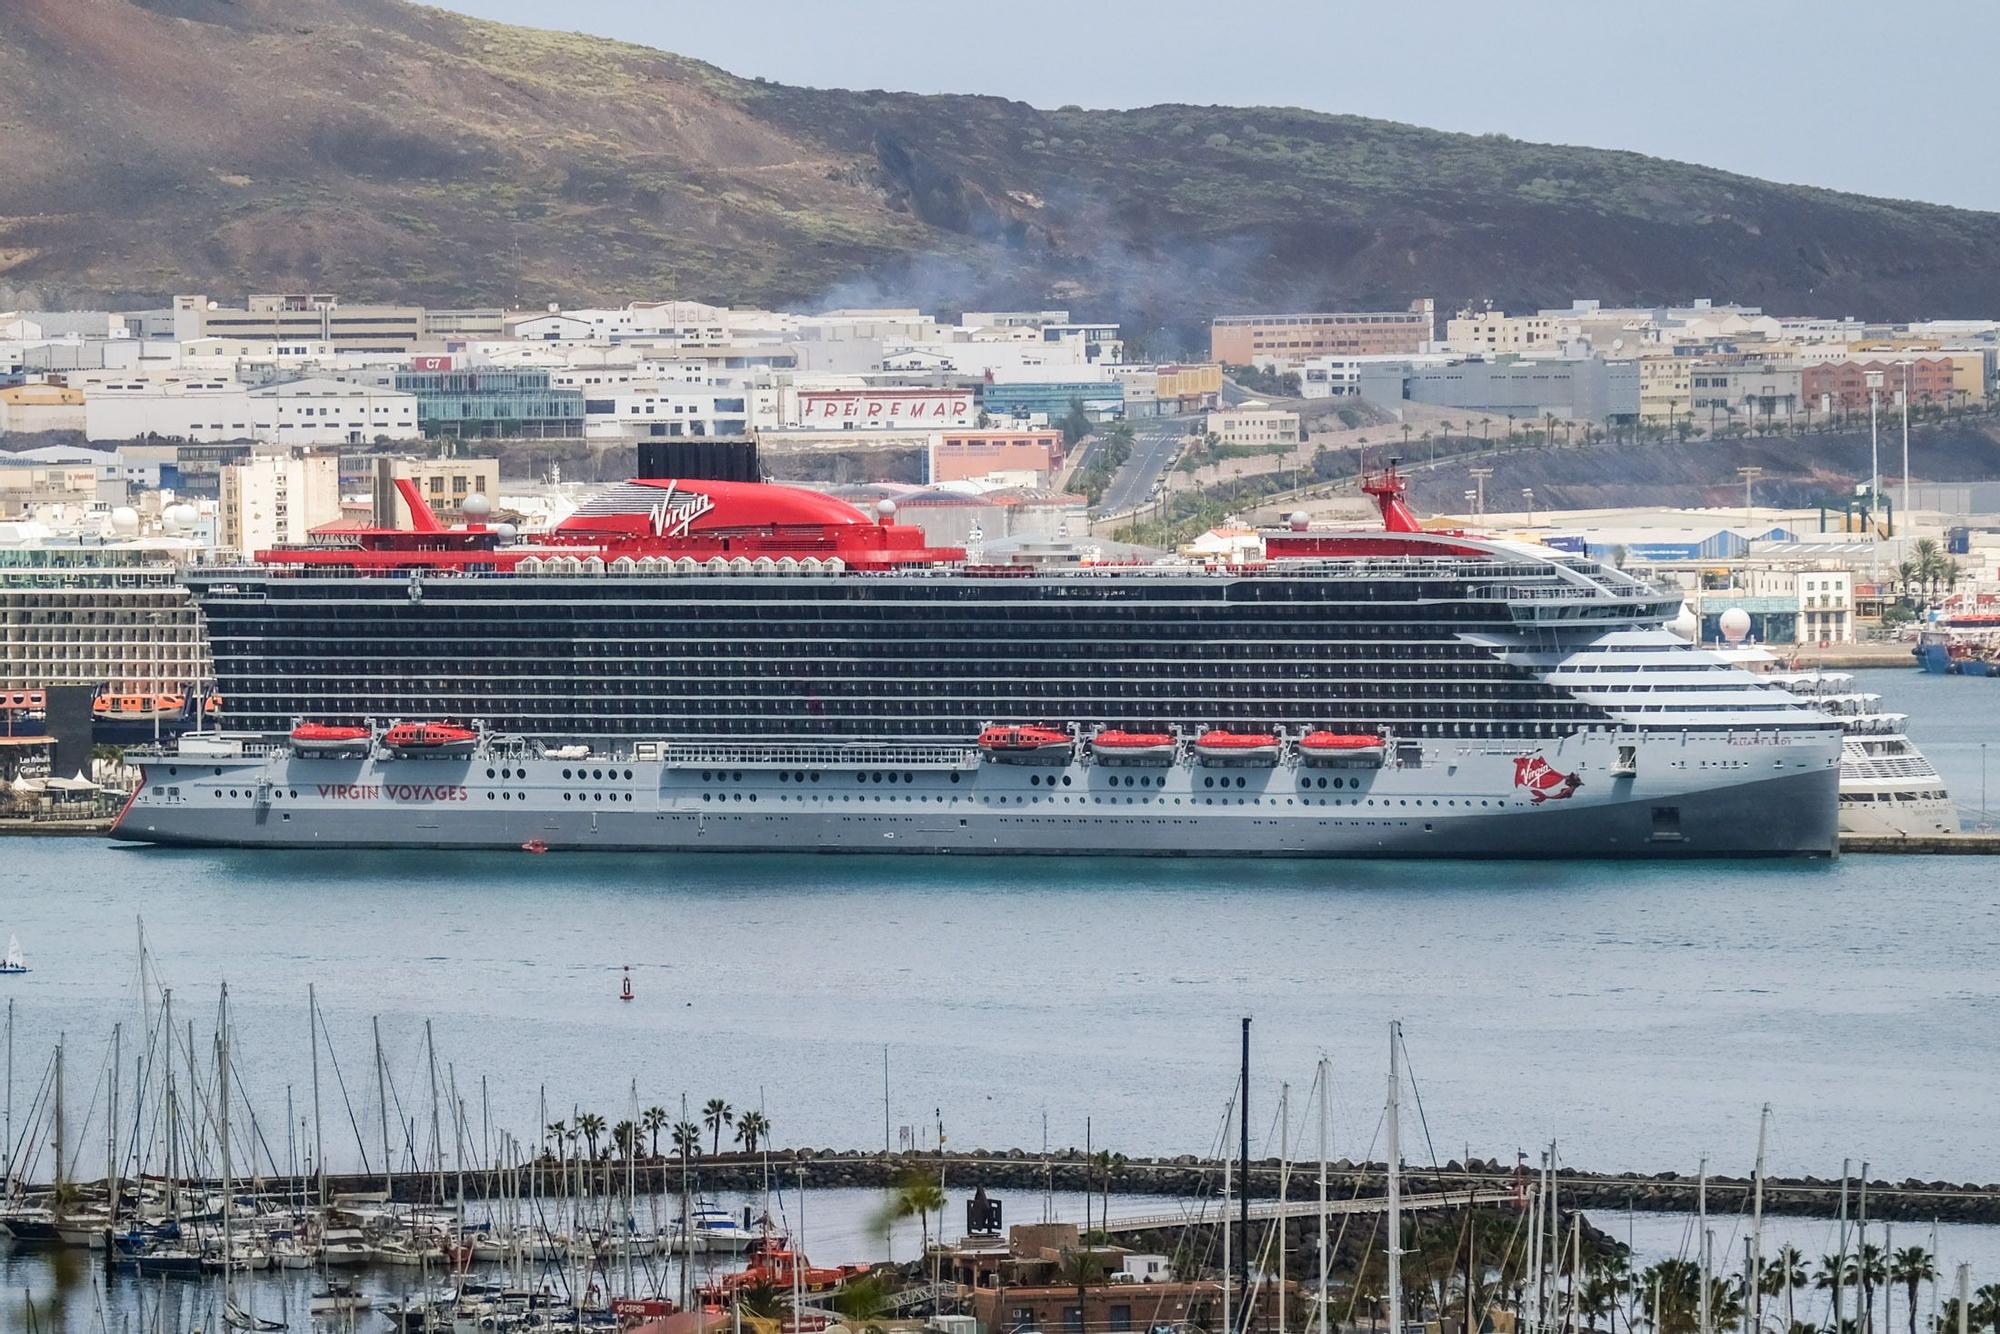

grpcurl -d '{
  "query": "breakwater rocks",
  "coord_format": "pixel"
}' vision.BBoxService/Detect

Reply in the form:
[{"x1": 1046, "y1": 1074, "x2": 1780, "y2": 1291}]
[{"x1": 172, "y1": 1151, "x2": 2000, "y2": 1224}]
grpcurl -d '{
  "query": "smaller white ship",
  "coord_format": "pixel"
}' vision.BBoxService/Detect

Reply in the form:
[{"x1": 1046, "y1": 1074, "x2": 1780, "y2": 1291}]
[
  {"x1": 1765, "y1": 671, "x2": 1957, "y2": 837},
  {"x1": 0, "y1": 935, "x2": 26, "y2": 975}
]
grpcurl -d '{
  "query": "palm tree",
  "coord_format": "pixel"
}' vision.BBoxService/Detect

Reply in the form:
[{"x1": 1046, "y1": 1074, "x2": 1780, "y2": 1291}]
[
  {"x1": 642, "y1": 1106, "x2": 669, "y2": 1159},
  {"x1": 544, "y1": 1119, "x2": 568, "y2": 1162},
  {"x1": 1970, "y1": 1284, "x2": 2000, "y2": 1334},
  {"x1": 1763, "y1": 1246, "x2": 1807, "y2": 1332},
  {"x1": 612, "y1": 1120, "x2": 638, "y2": 1160},
  {"x1": 703, "y1": 1099, "x2": 735, "y2": 1155},
  {"x1": 1815, "y1": 1254, "x2": 1855, "y2": 1330},
  {"x1": 1854, "y1": 1244, "x2": 1887, "y2": 1333},
  {"x1": 1888, "y1": 1247, "x2": 1935, "y2": 1334},
  {"x1": 735, "y1": 1110, "x2": 770, "y2": 1154},
  {"x1": 577, "y1": 1112, "x2": 606, "y2": 1160},
  {"x1": 882, "y1": 1166, "x2": 946, "y2": 1257},
  {"x1": 672, "y1": 1119, "x2": 702, "y2": 1161},
  {"x1": 1637, "y1": 1258, "x2": 1703, "y2": 1334}
]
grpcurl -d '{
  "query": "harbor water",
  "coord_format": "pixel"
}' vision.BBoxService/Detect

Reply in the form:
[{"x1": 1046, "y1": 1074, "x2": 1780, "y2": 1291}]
[{"x1": 3, "y1": 666, "x2": 2000, "y2": 1327}]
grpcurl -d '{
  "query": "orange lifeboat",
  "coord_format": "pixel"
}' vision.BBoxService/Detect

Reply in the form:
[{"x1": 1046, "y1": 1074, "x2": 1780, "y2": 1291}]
[
  {"x1": 93, "y1": 692, "x2": 188, "y2": 724},
  {"x1": 1089, "y1": 729, "x2": 1177, "y2": 766},
  {"x1": 0, "y1": 690, "x2": 45, "y2": 716},
  {"x1": 978, "y1": 724, "x2": 1074, "y2": 765},
  {"x1": 1194, "y1": 729, "x2": 1281, "y2": 767},
  {"x1": 381, "y1": 722, "x2": 478, "y2": 757},
  {"x1": 1299, "y1": 731, "x2": 1386, "y2": 767},
  {"x1": 290, "y1": 723, "x2": 373, "y2": 757}
]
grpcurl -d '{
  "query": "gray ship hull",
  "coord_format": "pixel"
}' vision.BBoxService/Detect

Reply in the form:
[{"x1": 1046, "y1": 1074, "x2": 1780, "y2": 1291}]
[{"x1": 114, "y1": 728, "x2": 1841, "y2": 858}]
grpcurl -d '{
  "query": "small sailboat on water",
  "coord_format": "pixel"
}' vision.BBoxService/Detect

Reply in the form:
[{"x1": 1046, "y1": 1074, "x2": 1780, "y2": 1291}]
[{"x1": 0, "y1": 935, "x2": 26, "y2": 975}]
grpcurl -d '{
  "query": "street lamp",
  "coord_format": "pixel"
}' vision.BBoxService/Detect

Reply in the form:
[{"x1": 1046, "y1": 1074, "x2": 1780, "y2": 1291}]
[
  {"x1": 1899, "y1": 359, "x2": 1912, "y2": 529},
  {"x1": 1522, "y1": 487, "x2": 1535, "y2": 527}
]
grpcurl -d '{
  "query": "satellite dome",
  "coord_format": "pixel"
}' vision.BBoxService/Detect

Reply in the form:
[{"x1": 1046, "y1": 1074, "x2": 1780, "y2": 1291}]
[
  {"x1": 167, "y1": 503, "x2": 199, "y2": 530},
  {"x1": 1719, "y1": 607, "x2": 1752, "y2": 644},
  {"x1": 1288, "y1": 510, "x2": 1309, "y2": 532},
  {"x1": 494, "y1": 522, "x2": 519, "y2": 542},
  {"x1": 461, "y1": 493, "x2": 492, "y2": 520},
  {"x1": 875, "y1": 499, "x2": 898, "y2": 522},
  {"x1": 109, "y1": 506, "x2": 140, "y2": 536},
  {"x1": 1668, "y1": 603, "x2": 1698, "y2": 641}
]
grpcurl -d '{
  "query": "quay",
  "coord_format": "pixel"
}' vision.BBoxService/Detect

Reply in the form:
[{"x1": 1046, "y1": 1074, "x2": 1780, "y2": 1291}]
[{"x1": 1842, "y1": 831, "x2": 2000, "y2": 853}]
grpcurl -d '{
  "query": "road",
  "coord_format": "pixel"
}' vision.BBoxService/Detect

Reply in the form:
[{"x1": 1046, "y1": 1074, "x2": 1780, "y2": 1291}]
[{"x1": 1098, "y1": 418, "x2": 1194, "y2": 517}]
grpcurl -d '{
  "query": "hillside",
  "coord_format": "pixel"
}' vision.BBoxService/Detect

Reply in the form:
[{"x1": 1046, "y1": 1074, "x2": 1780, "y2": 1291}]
[{"x1": 7, "y1": 0, "x2": 2000, "y2": 348}]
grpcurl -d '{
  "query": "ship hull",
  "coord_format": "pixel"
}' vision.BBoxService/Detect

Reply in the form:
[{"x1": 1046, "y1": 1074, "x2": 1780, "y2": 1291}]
[{"x1": 114, "y1": 730, "x2": 1841, "y2": 858}]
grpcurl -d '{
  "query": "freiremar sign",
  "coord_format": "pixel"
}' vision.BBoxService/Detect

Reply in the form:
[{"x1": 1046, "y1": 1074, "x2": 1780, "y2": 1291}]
[{"x1": 801, "y1": 390, "x2": 973, "y2": 424}]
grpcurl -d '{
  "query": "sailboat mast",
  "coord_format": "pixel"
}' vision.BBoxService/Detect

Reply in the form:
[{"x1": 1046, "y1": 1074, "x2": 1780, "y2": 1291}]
[
  {"x1": 1526, "y1": 1154, "x2": 1542, "y2": 1334},
  {"x1": 373, "y1": 1015, "x2": 392, "y2": 1199},
  {"x1": 1278, "y1": 1081, "x2": 1289, "y2": 1334},
  {"x1": 1835, "y1": 1159, "x2": 1849, "y2": 1334},
  {"x1": 679, "y1": 1090, "x2": 692, "y2": 1311},
  {"x1": 162, "y1": 989, "x2": 176, "y2": 1220},
  {"x1": 1222, "y1": 1092, "x2": 1233, "y2": 1334},
  {"x1": 1697, "y1": 1158, "x2": 1710, "y2": 1334},
  {"x1": 107, "y1": 1022, "x2": 120, "y2": 1226},
  {"x1": 220, "y1": 985, "x2": 234, "y2": 1312},
  {"x1": 1316, "y1": 1056, "x2": 1329, "y2": 1334},
  {"x1": 4, "y1": 997, "x2": 12, "y2": 1201},
  {"x1": 1386, "y1": 1021, "x2": 1402, "y2": 1334},
  {"x1": 309, "y1": 986, "x2": 326, "y2": 1213},
  {"x1": 1238, "y1": 1017, "x2": 1250, "y2": 1300},
  {"x1": 52, "y1": 1032, "x2": 65, "y2": 1203},
  {"x1": 425, "y1": 1020, "x2": 444, "y2": 1208},
  {"x1": 1750, "y1": 1104, "x2": 1770, "y2": 1334}
]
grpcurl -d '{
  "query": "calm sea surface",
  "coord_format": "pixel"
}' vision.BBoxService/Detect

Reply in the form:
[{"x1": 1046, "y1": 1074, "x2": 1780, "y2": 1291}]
[{"x1": 3, "y1": 665, "x2": 2000, "y2": 1328}]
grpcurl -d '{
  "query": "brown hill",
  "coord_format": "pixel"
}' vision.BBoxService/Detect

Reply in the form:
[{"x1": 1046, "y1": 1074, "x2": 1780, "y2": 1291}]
[{"x1": 6, "y1": 0, "x2": 2000, "y2": 349}]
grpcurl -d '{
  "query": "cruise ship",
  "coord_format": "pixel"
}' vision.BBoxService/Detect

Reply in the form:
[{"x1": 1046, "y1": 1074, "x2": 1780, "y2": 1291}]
[
  {"x1": 112, "y1": 457, "x2": 1842, "y2": 856},
  {"x1": 1766, "y1": 670, "x2": 1956, "y2": 836}
]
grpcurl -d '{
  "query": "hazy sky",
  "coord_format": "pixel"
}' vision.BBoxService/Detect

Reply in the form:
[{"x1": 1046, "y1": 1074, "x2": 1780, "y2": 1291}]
[{"x1": 438, "y1": 0, "x2": 1993, "y2": 212}]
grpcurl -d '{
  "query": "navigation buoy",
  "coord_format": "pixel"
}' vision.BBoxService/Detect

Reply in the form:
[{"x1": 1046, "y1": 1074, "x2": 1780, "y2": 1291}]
[{"x1": 620, "y1": 966, "x2": 634, "y2": 1002}]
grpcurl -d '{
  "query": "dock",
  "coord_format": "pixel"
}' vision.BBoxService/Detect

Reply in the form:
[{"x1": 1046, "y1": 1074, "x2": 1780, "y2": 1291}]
[{"x1": 1842, "y1": 831, "x2": 2000, "y2": 854}]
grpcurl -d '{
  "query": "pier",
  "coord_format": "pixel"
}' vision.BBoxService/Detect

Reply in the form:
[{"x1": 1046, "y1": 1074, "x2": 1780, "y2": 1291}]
[{"x1": 1842, "y1": 831, "x2": 2000, "y2": 853}]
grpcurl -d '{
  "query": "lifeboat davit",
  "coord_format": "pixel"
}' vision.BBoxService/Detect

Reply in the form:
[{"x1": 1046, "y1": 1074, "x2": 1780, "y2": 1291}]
[
  {"x1": 289, "y1": 723, "x2": 372, "y2": 757},
  {"x1": 978, "y1": 724, "x2": 1074, "y2": 765},
  {"x1": 381, "y1": 722, "x2": 478, "y2": 757},
  {"x1": 1089, "y1": 729, "x2": 1177, "y2": 765},
  {"x1": 1299, "y1": 731, "x2": 1386, "y2": 767},
  {"x1": 1194, "y1": 730, "x2": 1281, "y2": 767}
]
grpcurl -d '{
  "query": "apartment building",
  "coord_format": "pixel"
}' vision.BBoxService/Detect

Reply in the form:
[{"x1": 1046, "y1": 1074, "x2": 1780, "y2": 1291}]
[
  {"x1": 219, "y1": 449, "x2": 341, "y2": 555},
  {"x1": 1209, "y1": 299, "x2": 1435, "y2": 367}
]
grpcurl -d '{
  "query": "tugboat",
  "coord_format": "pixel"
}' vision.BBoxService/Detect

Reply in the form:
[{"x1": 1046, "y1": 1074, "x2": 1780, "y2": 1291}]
[
  {"x1": 1193, "y1": 730, "x2": 1282, "y2": 767},
  {"x1": 381, "y1": 722, "x2": 478, "y2": 757},
  {"x1": 1088, "y1": 729, "x2": 1177, "y2": 765},
  {"x1": 977, "y1": 724, "x2": 1074, "y2": 765}
]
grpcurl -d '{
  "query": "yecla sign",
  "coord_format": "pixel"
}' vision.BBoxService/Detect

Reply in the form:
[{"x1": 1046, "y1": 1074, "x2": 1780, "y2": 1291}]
[{"x1": 800, "y1": 390, "x2": 972, "y2": 425}]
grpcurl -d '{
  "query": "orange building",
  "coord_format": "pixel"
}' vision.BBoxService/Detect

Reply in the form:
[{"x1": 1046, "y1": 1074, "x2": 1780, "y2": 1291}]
[
  {"x1": 1210, "y1": 299, "x2": 1434, "y2": 365},
  {"x1": 930, "y1": 428, "x2": 1065, "y2": 484},
  {"x1": 1802, "y1": 358, "x2": 1958, "y2": 414}
]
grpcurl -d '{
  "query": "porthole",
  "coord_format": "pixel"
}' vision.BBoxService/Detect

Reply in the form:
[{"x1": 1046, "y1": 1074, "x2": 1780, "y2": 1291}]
[
  {"x1": 1235, "y1": 777, "x2": 1246, "y2": 789},
  {"x1": 732, "y1": 770, "x2": 743, "y2": 782},
  {"x1": 592, "y1": 768, "x2": 603, "y2": 780},
  {"x1": 1061, "y1": 774, "x2": 1072, "y2": 786},
  {"x1": 486, "y1": 792, "x2": 495, "y2": 801},
  {"x1": 563, "y1": 793, "x2": 572, "y2": 801},
  {"x1": 701, "y1": 770, "x2": 711, "y2": 782},
  {"x1": 563, "y1": 768, "x2": 573, "y2": 780},
  {"x1": 624, "y1": 769, "x2": 634, "y2": 781},
  {"x1": 949, "y1": 773, "x2": 960, "y2": 784},
  {"x1": 1203, "y1": 777, "x2": 1214, "y2": 789},
  {"x1": 625, "y1": 793, "x2": 633, "y2": 802},
  {"x1": 1030, "y1": 775, "x2": 1041, "y2": 786},
  {"x1": 810, "y1": 772, "x2": 821, "y2": 783},
  {"x1": 779, "y1": 772, "x2": 790, "y2": 783},
  {"x1": 228, "y1": 789, "x2": 239, "y2": 798},
  {"x1": 871, "y1": 772, "x2": 883, "y2": 783}
]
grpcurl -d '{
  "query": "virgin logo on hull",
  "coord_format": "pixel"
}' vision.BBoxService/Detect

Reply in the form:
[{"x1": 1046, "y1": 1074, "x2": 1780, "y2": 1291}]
[
  {"x1": 316, "y1": 783, "x2": 469, "y2": 802},
  {"x1": 1513, "y1": 755, "x2": 1582, "y2": 804}
]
